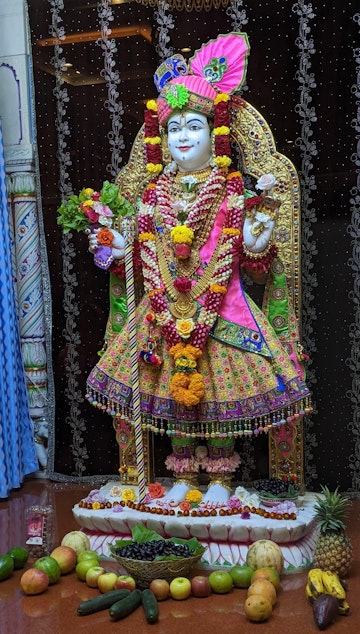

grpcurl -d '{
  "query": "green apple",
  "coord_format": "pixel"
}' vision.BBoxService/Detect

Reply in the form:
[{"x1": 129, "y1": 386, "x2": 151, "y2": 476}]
[
  {"x1": 76, "y1": 559, "x2": 101, "y2": 582},
  {"x1": 169, "y1": 576, "x2": 192, "y2": 600},
  {"x1": 208, "y1": 570, "x2": 233, "y2": 594},
  {"x1": 33, "y1": 556, "x2": 61, "y2": 584},
  {"x1": 77, "y1": 550, "x2": 99, "y2": 564},
  {"x1": 85, "y1": 565, "x2": 106, "y2": 588}
]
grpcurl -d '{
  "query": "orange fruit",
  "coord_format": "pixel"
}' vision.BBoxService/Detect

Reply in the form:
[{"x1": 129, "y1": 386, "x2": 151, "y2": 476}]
[
  {"x1": 247, "y1": 579, "x2": 277, "y2": 606},
  {"x1": 250, "y1": 567, "x2": 281, "y2": 591},
  {"x1": 244, "y1": 594, "x2": 272, "y2": 622}
]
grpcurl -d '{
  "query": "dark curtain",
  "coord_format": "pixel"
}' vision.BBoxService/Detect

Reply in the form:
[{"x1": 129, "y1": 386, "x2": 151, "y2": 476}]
[{"x1": 28, "y1": 0, "x2": 359, "y2": 492}]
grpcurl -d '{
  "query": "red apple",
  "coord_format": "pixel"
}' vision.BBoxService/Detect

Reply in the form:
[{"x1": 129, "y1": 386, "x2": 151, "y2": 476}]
[
  {"x1": 85, "y1": 565, "x2": 106, "y2": 588},
  {"x1": 190, "y1": 575, "x2": 212, "y2": 598},
  {"x1": 114, "y1": 574, "x2": 136, "y2": 591},
  {"x1": 97, "y1": 571, "x2": 118, "y2": 593},
  {"x1": 149, "y1": 578, "x2": 170, "y2": 601},
  {"x1": 20, "y1": 568, "x2": 50, "y2": 595},
  {"x1": 50, "y1": 545, "x2": 77, "y2": 574},
  {"x1": 169, "y1": 576, "x2": 192, "y2": 600}
]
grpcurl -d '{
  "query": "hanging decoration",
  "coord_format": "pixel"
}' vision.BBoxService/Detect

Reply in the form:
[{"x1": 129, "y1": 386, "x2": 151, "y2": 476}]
[
  {"x1": 347, "y1": 11, "x2": 360, "y2": 492},
  {"x1": 135, "y1": 0, "x2": 232, "y2": 12},
  {"x1": 154, "y1": 0, "x2": 175, "y2": 62},
  {"x1": 48, "y1": 0, "x2": 89, "y2": 479},
  {"x1": 96, "y1": 0, "x2": 125, "y2": 180},
  {"x1": 292, "y1": 1, "x2": 318, "y2": 487}
]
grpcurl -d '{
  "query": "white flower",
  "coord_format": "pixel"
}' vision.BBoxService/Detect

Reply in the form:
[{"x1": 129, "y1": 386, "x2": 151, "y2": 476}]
[
  {"x1": 98, "y1": 215, "x2": 113, "y2": 228},
  {"x1": 94, "y1": 201, "x2": 113, "y2": 217},
  {"x1": 253, "y1": 210, "x2": 272, "y2": 227},
  {"x1": 172, "y1": 200, "x2": 190, "y2": 214},
  {"x1": 180, "y1": 175, "x2": 198, "y2": 192},
  {"x1": 195, "y1": 445, "x2": 208, "y2": 459},
  {"x1": 109, "y1": 485, "x2": 122, "y2": 497},
  {"x1": 227, "y1": 194, "x2": 244, "y2": 209},
  {"x1": 234, "y1": 486, "x2": 260, "y2": 507},
  {"x1": 137, "y1": 202, "x2": 154, "y2": 216},
  {"x1": 256, "y1": 173, "x2": 277, "y2": 192},
  {"x1": 164, "y1": 161, "x2": 177, "y2": 175}
]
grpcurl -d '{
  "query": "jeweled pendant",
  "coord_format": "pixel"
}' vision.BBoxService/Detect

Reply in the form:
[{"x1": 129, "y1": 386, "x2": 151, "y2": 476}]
[{"x1": 169, "y1": 293, "x2": 197, "y2": 318}]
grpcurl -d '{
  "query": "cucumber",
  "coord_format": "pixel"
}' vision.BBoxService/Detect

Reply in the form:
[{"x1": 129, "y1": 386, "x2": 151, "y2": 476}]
[
  {"x1": 109, "y1": 589, "x2": 142, "y2": 620},
  {"x1": 141, "y1": 588, "x2": 159, "y2": 623},
  {"x1": 77, "y1": 589, "x2": 130, "y2": 616}
]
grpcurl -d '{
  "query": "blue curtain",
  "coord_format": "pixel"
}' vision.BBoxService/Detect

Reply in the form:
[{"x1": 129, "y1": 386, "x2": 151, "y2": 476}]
[{"x1": 0, "y1": 119, "x2": 38, "y2": 498}]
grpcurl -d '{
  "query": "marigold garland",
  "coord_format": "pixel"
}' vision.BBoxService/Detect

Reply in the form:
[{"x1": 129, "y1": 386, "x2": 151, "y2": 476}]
[
  {"x1": 137, "y1": 165, "x2": 277, "y2": 408},
  {"x1": 144, "y1": 101, "x2": 162, "y2": 175}
]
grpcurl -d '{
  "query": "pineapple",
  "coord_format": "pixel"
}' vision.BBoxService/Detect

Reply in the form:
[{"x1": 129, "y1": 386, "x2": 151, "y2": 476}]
[{"x1": 312, "y1": 485, "x2": 353, "y2": 577}]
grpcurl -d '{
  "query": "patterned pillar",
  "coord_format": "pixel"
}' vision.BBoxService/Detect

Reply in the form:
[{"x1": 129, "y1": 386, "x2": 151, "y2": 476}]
[{"x1": 10, "y1": 171, "x2": 49, "y2": 470}]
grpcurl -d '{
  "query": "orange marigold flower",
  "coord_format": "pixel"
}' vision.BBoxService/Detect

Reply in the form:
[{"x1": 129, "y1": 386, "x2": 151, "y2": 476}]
[
  {"x1": 97, "y1": 228, "x2": 114, "y2": 246},
  {"x1": 223, "y1": 227, "x2": 241, "y2": 236},
  {"x1": 209, "y1": 284, "x2": 227, "y2": 294},
  {"x1": 148, "y1": 288, "x2": 163, "y2": 297},
  {"x1": 227, "y1": 171, "x2": 242, "y2": 180}
]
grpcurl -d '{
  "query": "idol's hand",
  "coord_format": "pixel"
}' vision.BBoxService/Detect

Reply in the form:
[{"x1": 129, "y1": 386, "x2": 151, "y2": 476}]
[
  {"x1": 243, "y1": 215, "x2": 275, "y2": 253},
  {"x1": 88, "y1": 227, "x2": 125, "y2": 259}
]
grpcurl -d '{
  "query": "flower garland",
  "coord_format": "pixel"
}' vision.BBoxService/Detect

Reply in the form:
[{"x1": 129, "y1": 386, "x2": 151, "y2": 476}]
[
  {"x1": 213, "y1": 93, "x2": 232, "y2": 168},
  {"x1": 144, "y1": 100, "x2": 163, "y2": 175},
  {"x1": 137, "y1": 167, "x2": 244, "y2": 407}
]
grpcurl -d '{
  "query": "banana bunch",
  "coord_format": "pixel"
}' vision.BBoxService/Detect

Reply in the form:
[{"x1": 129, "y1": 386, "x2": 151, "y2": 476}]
[{"x1": 305, "y1": 568, "x2": 350, "y2": 615}]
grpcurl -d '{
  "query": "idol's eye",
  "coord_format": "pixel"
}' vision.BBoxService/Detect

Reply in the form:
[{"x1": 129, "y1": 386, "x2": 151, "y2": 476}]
[{"x1": 168, "y1": 125, "x2": 180, "y2": 133}]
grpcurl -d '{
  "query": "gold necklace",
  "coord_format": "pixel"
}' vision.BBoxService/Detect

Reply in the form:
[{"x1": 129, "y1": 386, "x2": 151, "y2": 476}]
[
  {"x1": 174, "y1": 166, "x2": 213, "y2": 186},
  {"x1": 155, "y1": 227, "x2": 225, "y2": 319},
  {"x1": 155, "y1": 179, "x2": 226, "y2": 279}
]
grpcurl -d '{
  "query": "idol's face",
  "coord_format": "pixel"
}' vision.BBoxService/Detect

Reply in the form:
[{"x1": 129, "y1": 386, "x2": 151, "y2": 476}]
[{"x1": 167, "y1": 111, "x2": 212, "y2": 172}]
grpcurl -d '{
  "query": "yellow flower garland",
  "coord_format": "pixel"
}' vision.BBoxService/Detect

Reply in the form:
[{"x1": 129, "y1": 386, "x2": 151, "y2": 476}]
[
  {"x1": 169, "y1": 343, "x2": 205, "y2": 406},
  {"x1": 170, "y1": 225, "x2": 194, "y2": 245}
]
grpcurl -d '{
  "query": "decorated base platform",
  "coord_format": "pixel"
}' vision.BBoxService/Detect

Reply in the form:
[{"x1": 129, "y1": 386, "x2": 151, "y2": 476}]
[{"x1": 72, "y1": 482, "x2": 319, "y2": 573}]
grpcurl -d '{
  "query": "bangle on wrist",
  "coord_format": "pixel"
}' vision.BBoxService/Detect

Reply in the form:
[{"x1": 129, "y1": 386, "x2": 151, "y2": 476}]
[{"x1": 242, "y1": 242, "x2": 272, "y2": 259}]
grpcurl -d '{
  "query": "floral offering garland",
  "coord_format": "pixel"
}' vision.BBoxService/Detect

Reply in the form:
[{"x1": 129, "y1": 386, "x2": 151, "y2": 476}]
[{"x1": 138, "y1": 167, "x2": 247, "y2": 407}]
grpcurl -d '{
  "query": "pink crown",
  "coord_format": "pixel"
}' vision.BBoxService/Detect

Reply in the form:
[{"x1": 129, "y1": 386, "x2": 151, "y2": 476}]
[{"x1": 154, "y1": 32, "x2": 250, "y2": 126}]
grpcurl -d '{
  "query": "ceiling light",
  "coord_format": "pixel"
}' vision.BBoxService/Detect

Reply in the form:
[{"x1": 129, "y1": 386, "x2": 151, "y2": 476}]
[
  {"x1": 180, "y1": 47, "x2": 192, "y2": 53},
  {"x1": 64, "y1": 63, "x2": 73, "y2": 68}
]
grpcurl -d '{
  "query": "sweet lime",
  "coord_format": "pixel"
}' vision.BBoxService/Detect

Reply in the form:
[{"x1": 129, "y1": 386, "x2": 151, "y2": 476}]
[
  {"x1": 208, "y1": 570, "x2": 233, "y2": 594},
  {"x1": 7, "y1": 546, "x2": 29, "y2": 570},
  {"x1": 77, "y1": 550, "x2": 99, "y2": 564},
  {"x1": 229, "y1": 564, "x2": 254, "y2": 588},
  {"x1": 0, "y1": 554, "x2": 14, "y2": 581}
]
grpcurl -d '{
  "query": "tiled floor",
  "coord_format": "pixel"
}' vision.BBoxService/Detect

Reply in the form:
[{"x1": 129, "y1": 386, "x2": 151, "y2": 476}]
[{"x1": 0, "y1": 478, "x2": 359, "y2": 633}]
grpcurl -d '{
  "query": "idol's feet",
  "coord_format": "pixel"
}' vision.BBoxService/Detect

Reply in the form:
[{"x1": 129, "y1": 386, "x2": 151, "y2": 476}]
[
  {"x1": 162, "y1": 475, "x2": 198, "y2": 506},
  {"x1": 201, "y1": 475, "x2": 233, "y2": 507}
]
